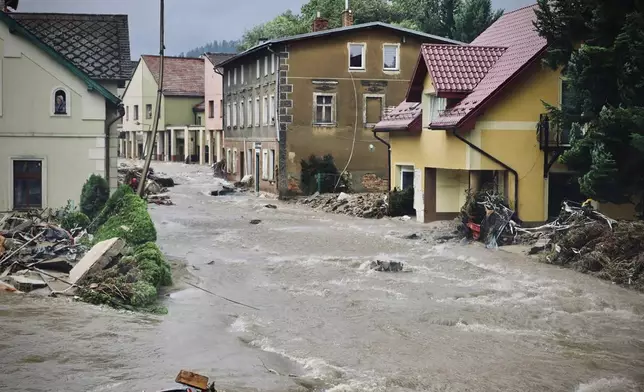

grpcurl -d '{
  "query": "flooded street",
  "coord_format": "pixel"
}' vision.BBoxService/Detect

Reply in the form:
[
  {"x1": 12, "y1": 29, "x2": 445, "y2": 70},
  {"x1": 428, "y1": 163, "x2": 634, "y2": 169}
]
[{"x1": 2, "y1": 162, "x2": 644, "y2": 392}]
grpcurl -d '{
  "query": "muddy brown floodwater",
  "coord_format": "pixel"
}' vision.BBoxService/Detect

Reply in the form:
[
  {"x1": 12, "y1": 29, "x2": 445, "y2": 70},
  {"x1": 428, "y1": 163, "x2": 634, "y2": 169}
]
[{"x1": 2, "y1": 161, "x2": 644, "y2": 392}]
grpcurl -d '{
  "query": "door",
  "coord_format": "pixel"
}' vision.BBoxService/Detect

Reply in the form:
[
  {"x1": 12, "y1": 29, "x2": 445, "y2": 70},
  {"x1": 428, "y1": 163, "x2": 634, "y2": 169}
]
[
  {"x1": 240, "y1": 151, "x2": 245, "y2": 178},
  {"x1": 13, "y1": 160, "x2": 43, "y2": 209}
]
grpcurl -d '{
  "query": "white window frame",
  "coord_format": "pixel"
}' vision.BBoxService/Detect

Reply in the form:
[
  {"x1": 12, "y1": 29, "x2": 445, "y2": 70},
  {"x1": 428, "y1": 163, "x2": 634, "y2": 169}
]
[
  {"x1": 262, "y1": 149, "x2": 269, "y2": 180},
  {"x1": 232, "y1": 102, "x2": 237, "y2": 127},
  {"x1": 348, "y1": 43, "x2": 366, "y2": 71},
  {"x1": 363, "y1": 93, "x2": 386, "y2": 127},
  {"x1": 256, "y1": 59, "x2": 260, "y2": 79},
  {"x1": 247, "y1": 98, "x2": 253, "y2": 127},
  {"x1": 226, "y1": 148, "x2": 232, "y2": 172},
  {"x1": 246, "y1": 148, "x2": 253, "y2": 175},
  {"x1": 269, "y1": 149, "x2": 275, "y2": 181},
  {"x1": 51, "y1": 87, "x2": 71, "y2": 117},
  {"x1": 241, "y1": 64, "x2": 244, "y2": 84},
  {"x1": 271, "y1": 53, "x2": 275, "y2": 74},
  {"x1": 227, "y1": 70, "x2": 230, "y2": 86},
  {"x1": 226, "y1": 103, "x2": 231, "y2": 128},
  {"x1": 428, "y1": 95, "x2": 447, "y2": 123},
  {"x1": 397, "y1": 164, "x2": 415, "y2": 190},
  {"x1": 263, "y1": 96, "x2": 269, "y2": 125},
  {"x1": 232, "y1": 148, "x2": 238, "y2": 174},
  {"x1": 254, "y1": 97, "x2": 260, "y2": 126},
  {"x1": 133, "y1": 104, "x2": 139, "y2": 121},
  {"x1": 240, "y1": 101, "x2": 245, "y2": 127},
  {"x1": 234, "y1": 68, "x2": 237, "y2": 84},
  {"x1": 9, "y1": 157, "x2": 48, "y2": 210},
  {"x1": 264, "y1": 56, "x2": 269, "y2": 76},
  {"x1": 382, "y1": 43, "x2": 400, "y2": 71},
  {"x1": 146, "y1": 103, "x2": 153, "y2": 119},
  {"x1": 269, "y1": 95, "x2": 275, "y2": 125},
  {"x1": 313, "y1": 92, "x2": 336, "y2": 125}
]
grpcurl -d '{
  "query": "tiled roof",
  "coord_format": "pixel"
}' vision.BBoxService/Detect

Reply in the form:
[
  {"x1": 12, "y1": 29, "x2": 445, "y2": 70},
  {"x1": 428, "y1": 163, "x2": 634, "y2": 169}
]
[
  {"x1": 142, "y1": 55, "x2": 205, "y2": 97},
  {"x1": 422, "y1": 45, "x2": 506, "y2": 93},
  {"x1": 430, "y1": 5, "x2": 546, "y2": 127},
  {"x1": 205, "y1": 52, "x2": 235, "y2": 67},
  {"x1": 374, "y1": 102, "x2": 422, "y2": 132},
  {"x1": 10, "y1": 13, "x2": 132, "y2": 81}
]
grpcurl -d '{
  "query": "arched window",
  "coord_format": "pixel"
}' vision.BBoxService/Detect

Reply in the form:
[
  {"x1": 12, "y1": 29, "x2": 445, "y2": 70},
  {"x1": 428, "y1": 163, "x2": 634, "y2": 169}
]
[{"x1": 53, "y1": 88, "x2": 68, "y2": 115}]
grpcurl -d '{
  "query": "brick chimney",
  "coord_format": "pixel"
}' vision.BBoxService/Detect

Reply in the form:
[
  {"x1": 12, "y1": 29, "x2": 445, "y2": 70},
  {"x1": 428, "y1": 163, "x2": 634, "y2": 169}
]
[
  {"x1": 312, "y1": 11, "x2": 329, "y2": 32},
  {"x1": 341, "y1": 0, "x2": 353, "y2": 27}
]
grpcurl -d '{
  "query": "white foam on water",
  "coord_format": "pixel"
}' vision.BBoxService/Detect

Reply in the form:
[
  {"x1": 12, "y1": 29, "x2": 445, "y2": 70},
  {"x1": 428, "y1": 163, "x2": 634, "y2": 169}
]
[
  {"x1": 325, "y1": 379, "x2": 384, "y2": 392},
  {"x1": 329, "y1": 277, "x2": 364, "y2": 287},
  {"x1": 455, "y1": 321, "x2": 555, "y2": 338},
  {"x1": 365, "y1": 286, "x2": 407, "y2": 300},
  {"x1": 229, "y1": 314, "x2": 266, "y2": 333},
  {"x1": 574, "y1": 377, "x2": 639, "y2": 392}
]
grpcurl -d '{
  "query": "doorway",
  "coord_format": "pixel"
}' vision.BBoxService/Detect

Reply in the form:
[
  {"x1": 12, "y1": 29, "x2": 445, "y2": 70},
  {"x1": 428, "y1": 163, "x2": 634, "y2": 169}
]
[{"x1": 240, "y1": 151, "x2": 245, "y2": 178}]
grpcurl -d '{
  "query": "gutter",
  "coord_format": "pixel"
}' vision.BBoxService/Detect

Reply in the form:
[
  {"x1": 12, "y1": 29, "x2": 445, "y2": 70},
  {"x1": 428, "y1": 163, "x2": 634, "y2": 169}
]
[
  {"x1": 105, "y1": 103, "x2": 126, "y2": 188},
  {"x1": 372, "y1": 130, "x2": 391, "y2": 192},
  {"x1": 450, "y1": 128, "x2": 519, "y2": 219}
]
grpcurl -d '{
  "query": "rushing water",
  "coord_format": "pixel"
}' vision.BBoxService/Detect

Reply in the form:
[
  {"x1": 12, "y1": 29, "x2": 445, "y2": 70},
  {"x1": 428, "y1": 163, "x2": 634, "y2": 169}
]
[{"x1": 1, "y1": 162, "x2": 644, "y2": 392}]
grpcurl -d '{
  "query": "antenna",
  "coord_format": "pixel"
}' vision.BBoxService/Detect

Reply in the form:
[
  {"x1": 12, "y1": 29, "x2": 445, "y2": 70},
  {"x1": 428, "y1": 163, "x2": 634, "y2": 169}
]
[{"x1": 345, "y1": 0, "x2": 349, "y2": 10}]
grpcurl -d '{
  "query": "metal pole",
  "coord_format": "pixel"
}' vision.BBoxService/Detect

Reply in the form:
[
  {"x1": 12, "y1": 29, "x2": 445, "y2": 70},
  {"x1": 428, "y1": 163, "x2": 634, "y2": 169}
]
[{"x1": 138, "y1": 0, "x2": 165, "y2": 197}]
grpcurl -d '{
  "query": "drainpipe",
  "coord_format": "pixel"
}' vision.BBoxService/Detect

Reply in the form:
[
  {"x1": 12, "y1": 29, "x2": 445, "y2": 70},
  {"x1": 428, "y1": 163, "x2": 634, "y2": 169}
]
[
  {"x1": 105, "y1": 103, "x2": 125, "y2": 189},
  {"x1": 372, "y1": 130, "x2": 391, "y2": 192},
  {"x1": 450, "y1": 128, "x2": 519, "y2": 218}
]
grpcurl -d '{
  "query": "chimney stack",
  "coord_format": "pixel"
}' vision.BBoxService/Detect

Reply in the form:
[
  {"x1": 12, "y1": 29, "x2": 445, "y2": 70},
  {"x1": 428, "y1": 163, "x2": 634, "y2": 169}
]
[
  {"x1": 341, "y1": 0, "x2": 353, "y2": 27},
  {"x1": 312, "y1": 11, "x2": 329, "y2": 32}
]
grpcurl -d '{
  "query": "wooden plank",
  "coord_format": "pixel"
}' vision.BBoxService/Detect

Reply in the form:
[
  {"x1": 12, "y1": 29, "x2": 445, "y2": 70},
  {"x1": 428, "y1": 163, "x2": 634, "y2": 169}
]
[{"x1": 175, "y1": 370, "x2": 208, "y2": 390}]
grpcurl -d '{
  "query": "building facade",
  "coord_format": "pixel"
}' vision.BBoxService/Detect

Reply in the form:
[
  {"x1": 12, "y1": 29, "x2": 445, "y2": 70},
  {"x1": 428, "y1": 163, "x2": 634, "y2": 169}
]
[
  {"x1": 218, "y1": 12, "x2": 460, "y2": 195},
  {"x1": 204, "y1": 53, "x2": 234, "y2": 164},
  {"x1": 0, "y1": 9, "x2": 130, "y2": 211}
]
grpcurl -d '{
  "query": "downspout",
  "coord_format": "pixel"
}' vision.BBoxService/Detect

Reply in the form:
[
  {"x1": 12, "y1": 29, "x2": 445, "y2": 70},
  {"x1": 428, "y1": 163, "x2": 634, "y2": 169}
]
[
  {"x1": 105, "y1": 103, "x2": 125, "y2": 189},
  {"x1": 372, "y1": 130, "x2": 391, "y2": 192},
  {"x1": 450, "y1": 128, "x2": 519, "y2": 218}
]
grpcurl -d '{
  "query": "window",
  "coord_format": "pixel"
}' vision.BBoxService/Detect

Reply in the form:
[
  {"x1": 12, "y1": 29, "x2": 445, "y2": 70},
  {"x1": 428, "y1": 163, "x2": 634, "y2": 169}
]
[
  {"x1": 271, "y1": 53, "x2": 275, "y2": 74},
  {"x1": 226, "y1": 103, "x2": 231, "y2": 127},
  {"x1": 247, "y1": 98, "x2": 253, "y2": 127},
  {"x1": 146, "y1": 104, "x2": 153, "y2": 119},
  {"x1": 219, "y1": 99, "x2": 223, "y2": 118},
  {"x1": 254, "y1": 97, "x2": 260, "y2": 126},
  {"x1": 263, "y1": 96, "x2": 269, "y2": 125},
  {"x1": 269, "y1": 149, "x2": 275, "y2": 181},
  {"x1": 227, "y1": 70, "x2": 230, "y2": 86},
  {"x1": 196, "y1": 114, "x2": 202, "y2": 126},
  {"x1": 126, "y1": 106, "x2": 129, "y2": 121},
  {"x1": 364, "y1": 94, "x2": 385, "y2": 126},
  {"x1": 53, "y1": 88, "x2": 68, "y2": 115},
  {"x1": 233, "y1": 149, "x2": 238, "y2": 173},
  {"x1": 398, "y1": 165, "x2": 414, "y2": 190},
  {"x1": 314, "y1": 93, "x2": 335, "y2": 124},
  {"x1": 429, "y1": 95, "x2": 446, "y2": 123},
  {"x1": 241, "y1": 65, "x2": 245, "y2": 84},
  {"x1": 349, "y1": 43, "x2": 365, "y2": 70},
  {"x1": 256, "y1": 59, "x2": 260, "y2": 78},
  {"x1": 13, "y1": 159, "x2": 43, "y2": 209},
  {"x1": 383, "y1": 44, "x2": 400, "y2": 71},
  {"x1": 246, "y1": 149, "x2": 253, "y2": 175},
  {"x1": 262, "y1": 149, "x2": 269, "y2": 180},
  {"x1": 232, "y1": 102, "x2": 237, "y2": 127},
  {"x1": 240, "y1": 101, "x2": 245, "y2": 127},
  {"x1": 208, "y1": 100, "x2": 215, "y2": 118},
  {"x1": 133, "y1": 105, "x2": 139, "y2": 121},
  {"x1": 226, "y1": 149, "x2": 232, "y2": 173},
  {"x1": 234, "y1": 68, "x2": 237, "y2": 84},
  {"x1": 264, "y1": 56, "x2": 268, "y2": 76},
  {"x1": 269, "y1": 95, "x2": 275, "y2": 125}
]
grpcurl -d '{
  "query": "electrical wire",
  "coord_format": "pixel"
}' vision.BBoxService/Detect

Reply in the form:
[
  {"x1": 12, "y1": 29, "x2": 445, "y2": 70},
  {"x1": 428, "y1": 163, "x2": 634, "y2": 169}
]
[{"x1": 334, "y1": 69, "x2": 359, "y2": 190}]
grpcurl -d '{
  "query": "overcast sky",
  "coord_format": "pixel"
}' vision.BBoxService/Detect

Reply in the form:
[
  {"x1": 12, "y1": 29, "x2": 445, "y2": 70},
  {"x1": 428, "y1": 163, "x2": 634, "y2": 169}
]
[{"x1": 18, "y1": 0, "x2": 535, "y2": 58}]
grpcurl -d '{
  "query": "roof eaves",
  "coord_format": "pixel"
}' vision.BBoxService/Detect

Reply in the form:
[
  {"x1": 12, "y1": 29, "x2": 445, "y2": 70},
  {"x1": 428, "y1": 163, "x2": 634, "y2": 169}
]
[
  {"x1": 0, "y1": 12, "x2": 120, "y2": 105},
  {"x1": 120, "y1": 58, "x2": 142, "y2": 99}
]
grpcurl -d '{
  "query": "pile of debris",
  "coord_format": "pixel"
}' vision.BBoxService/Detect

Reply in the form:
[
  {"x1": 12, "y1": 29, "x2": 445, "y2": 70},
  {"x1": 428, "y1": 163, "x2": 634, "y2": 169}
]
[
  {"x1": 210, "y1": 175, "x2": 253, "y2": 196},
  {"x1": 459, "y1": 190, "x2": 519, "y2": 248},
  {"x1": 0, "y1": 211, "x2": 91, "y2": 295},
  {"x1": 295, "y1": 192, "x2": 388, "y2": 219},
  {"x1": 370, "y1": 260, "x2": 404, "y2": 272},
  {"x1": 118, "y1": 162, "x2": 175, "y2": 205}
]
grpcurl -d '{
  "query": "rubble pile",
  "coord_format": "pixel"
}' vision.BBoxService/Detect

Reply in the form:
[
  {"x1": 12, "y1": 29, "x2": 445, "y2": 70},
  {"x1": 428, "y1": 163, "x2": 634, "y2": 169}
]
[
  {"x1": 118, "y1": 162, "x2": 175, "y2": 205},
  {"x1": 210, "y1": 175, "x2": 253, "y2": 196},
  {"x1": 0, "y1": 211, "x2": 90, "y2": 295},
  {"x1": 295, "y1": 192, "x2": 388, "y2": 219},
  {"x1": 459, "y1": 190, "x2": 519, "y2": 248}
]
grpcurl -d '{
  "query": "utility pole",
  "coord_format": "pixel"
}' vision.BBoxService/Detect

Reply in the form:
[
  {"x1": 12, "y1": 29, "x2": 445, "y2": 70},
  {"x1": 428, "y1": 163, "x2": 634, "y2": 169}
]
[{"x1": 138, "y1": 0, "x2": 165, "y2": 197}]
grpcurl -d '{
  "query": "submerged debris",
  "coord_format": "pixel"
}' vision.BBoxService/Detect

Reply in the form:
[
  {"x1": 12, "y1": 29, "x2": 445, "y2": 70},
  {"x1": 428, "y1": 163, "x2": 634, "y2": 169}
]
[
  {"x1": 370, "y1": 260, "x2": 404, "y2": 272},
  {"x1": 459, "y1": 190, "x2": 519, "y2": 248},
  {"x1": 294, "y1": 192, "x2": 388, "y2": 219},
  {"x1": 118, "y1": 162, "x2": 175, "y2": 205}
]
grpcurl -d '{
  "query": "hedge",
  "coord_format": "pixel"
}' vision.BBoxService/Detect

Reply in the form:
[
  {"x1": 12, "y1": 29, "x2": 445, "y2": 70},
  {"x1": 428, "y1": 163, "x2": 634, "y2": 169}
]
[{"x1": 93, "y1": 193, "x2": 157, "y2": 246}]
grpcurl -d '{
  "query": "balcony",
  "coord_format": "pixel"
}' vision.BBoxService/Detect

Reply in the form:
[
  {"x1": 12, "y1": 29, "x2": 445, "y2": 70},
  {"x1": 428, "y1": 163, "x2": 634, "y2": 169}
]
[{"x1": 537, "y1": 113, "x2": 571, "y2": 150}]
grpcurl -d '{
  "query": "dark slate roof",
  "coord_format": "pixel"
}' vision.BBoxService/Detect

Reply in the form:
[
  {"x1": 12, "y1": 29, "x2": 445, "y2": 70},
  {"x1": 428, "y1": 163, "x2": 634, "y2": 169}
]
[
  {"x1": 10, "y1": 12, "x2": 132, "y2": 81},
  {"x1": 217, "y1": 22, "x2": 463, "y2": 68},
  {"x1": 142, "y1": 55, "x2": 205, "y2": 97},
  {"x1": 205, "y1": 52, "x2": 236, "y2": 67}
]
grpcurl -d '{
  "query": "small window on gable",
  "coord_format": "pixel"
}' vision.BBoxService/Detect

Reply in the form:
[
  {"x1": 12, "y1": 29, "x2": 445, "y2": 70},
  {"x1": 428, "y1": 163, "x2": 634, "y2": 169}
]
[{"x1": 53, "y1": 88, "x2": 68, "y2": 115}]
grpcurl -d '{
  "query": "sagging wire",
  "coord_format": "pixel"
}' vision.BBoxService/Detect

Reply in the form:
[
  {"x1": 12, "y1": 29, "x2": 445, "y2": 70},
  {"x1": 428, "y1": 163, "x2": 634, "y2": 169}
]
[{"x1": 334, "y1": 68, "x2": 359, "y2": 191}]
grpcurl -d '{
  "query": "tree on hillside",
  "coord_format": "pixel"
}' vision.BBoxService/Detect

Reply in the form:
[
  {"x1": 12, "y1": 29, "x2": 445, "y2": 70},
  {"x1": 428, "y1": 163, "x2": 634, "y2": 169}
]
[
  {"x1": 180, "y1": 39, "x2": 240, "y2": 57},
  {"x1": 301, "y1": 0, "x2": 396, "y2": 28},
  {"x1": 238, "y1": 10, "x2": 308, "y2": 50},
  {"x1": 454, "y1": 0, "x2": 503, "y2": 42},
  {"x1": 535, "y1": 0, "x2": 644, "y2": 217}
]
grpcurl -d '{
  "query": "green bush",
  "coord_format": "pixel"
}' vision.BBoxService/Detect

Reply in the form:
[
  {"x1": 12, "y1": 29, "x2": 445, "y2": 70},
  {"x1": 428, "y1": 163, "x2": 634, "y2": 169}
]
[
  {"x1": 133, "y1": 242, "x2": 172, "y2": 287},
  {"x1": 93, "y1": 193, "x2": 157, "y2": 246},
  {"x1": 80, "y1": 175, "x2": 110, "y2": 220},
  {"x1": 389, "y1": 187, "x2": 415, "y2": 217},
  {"x1": 61, "y1": 211, "x2": 90, "y2": 231},
  {"x1": 300, "y1": 154, "x2": 350, "y2": 194},
  {"x1": 89, "y1": 185, "x2": 134, "y2": 232}
]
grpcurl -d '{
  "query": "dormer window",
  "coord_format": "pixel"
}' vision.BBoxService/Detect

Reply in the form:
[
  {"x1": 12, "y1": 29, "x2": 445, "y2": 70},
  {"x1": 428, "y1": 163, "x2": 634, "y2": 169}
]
[{"x1": 53, "y1": 89, "x2": 68, "y2": 115}]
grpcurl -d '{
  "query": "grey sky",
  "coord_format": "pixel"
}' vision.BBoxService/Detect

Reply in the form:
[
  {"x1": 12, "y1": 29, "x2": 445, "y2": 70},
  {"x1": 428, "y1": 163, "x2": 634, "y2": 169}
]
[{"x1": 18, "y1": 0, "x2": 535, "y2": 58}]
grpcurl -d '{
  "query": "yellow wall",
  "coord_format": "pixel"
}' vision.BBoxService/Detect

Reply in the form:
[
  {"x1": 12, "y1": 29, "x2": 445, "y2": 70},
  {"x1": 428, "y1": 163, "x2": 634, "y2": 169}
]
[{"x1": 436, "y1": 169, "x2": 469, "y2": 213}]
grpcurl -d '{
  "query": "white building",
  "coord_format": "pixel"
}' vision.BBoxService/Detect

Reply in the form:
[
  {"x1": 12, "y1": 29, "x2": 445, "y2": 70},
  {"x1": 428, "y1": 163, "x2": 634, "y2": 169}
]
[{"x1": 0, "y1": 6, "x2": 132, "y2": 210}]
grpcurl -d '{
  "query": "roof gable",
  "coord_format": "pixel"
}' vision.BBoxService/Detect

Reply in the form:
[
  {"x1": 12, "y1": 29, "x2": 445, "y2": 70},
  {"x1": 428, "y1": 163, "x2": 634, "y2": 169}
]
[
  {"x1": 0, "y1": 11, "x2": 120, "y2": 104},
  {"x1": 142, "y1": 55, "x2": 205, "y2": 97},
  {"x1": 205, "y1": 52, "x2": 235, "y2": 67},
  {"x1": 9, "y1": 12, "x2": 132, "y2": 81}
]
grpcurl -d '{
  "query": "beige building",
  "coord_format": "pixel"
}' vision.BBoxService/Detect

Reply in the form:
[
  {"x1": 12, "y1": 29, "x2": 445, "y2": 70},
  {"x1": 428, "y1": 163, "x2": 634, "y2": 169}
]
[
  {"x1": 0, "y1": 8, "x2": 131, "y2": 211},
  {"x1": 121, "y1": 55, "x2": 218, "y2": 164}
]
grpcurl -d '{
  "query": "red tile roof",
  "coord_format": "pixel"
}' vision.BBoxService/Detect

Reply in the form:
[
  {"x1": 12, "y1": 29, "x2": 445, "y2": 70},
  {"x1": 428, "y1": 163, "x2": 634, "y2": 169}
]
[
  {"x1": 422, "y1": 45, "x2": 506, "y2": 93},
  {"x1": 430, "y1": 4, "x2": 546, "y2": 128},
  {"x1": 142, "y1": 55, "x2": 204, "y2": 97},
  {"x1": 373, "y1": 102, "x2": 422, "y2": 132}
]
